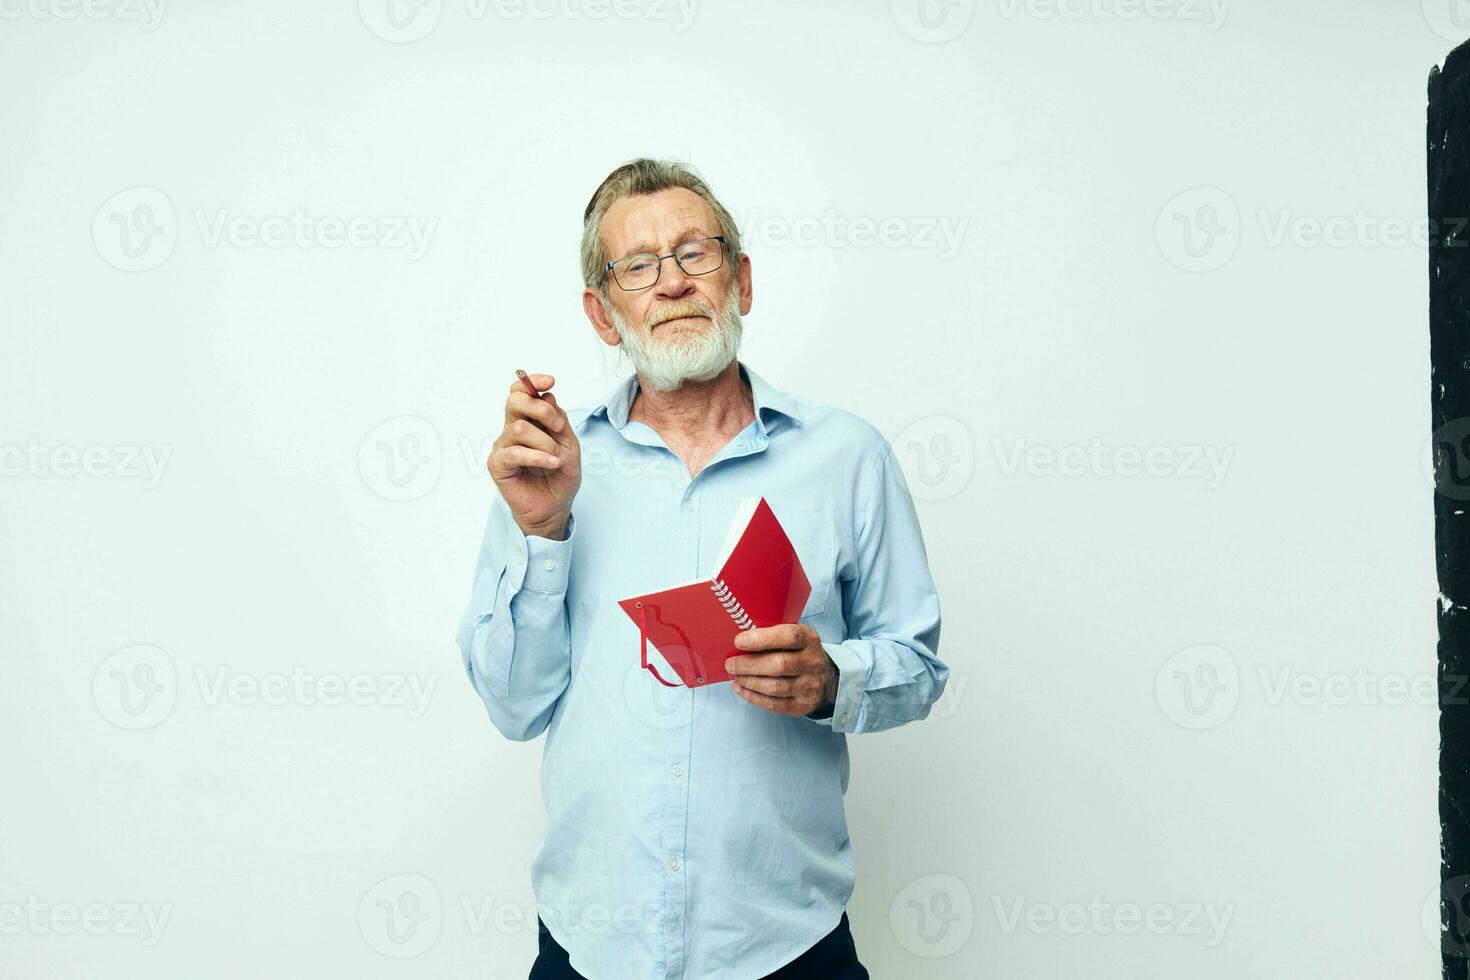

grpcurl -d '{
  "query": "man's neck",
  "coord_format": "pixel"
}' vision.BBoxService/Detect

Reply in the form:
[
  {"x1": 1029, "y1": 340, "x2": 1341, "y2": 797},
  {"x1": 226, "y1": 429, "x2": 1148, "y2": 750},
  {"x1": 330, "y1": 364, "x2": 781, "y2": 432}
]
[{"x1": 628, "y1": 360, "x2": 755, "y2": 444}]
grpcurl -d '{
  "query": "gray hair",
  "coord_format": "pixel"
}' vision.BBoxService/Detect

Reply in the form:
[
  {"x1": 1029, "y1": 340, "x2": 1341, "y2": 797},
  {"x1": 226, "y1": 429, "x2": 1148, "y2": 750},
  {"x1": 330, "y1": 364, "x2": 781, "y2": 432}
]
[{"x1": 580, "y1": 158, "x2": 743, "y2": 292}]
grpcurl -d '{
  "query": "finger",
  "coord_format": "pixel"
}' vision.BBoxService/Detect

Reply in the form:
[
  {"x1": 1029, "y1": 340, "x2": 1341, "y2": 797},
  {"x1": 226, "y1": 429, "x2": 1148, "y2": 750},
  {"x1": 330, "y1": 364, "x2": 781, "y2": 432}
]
[
  {"x1": 490, "y1": 444, "x2": 562, "y2": 478},
  {"x1": 506, "y1": 373, "x2": 556, "y2": 394},
  {"x1": 732, "y1": 675, "x2": 796, "y2": 698},
  {"x1": 733, "y1": 625, "x2": 805, "y2": 652},
  {"x1": 732, "y1": 683, "x2": 801, "y2": 716},
  {"x1": 506, "y1": 389, "x2": 566, "y2": 437},
  {"x1": 724, "y1": 653, "x2": 799, "y2": 677},
  {"x1": 502, "y1": 418, "x2": 561, "y2": 456},
  {"x1": 540, "y1": 392, "x2": 571, "y2": 433}
]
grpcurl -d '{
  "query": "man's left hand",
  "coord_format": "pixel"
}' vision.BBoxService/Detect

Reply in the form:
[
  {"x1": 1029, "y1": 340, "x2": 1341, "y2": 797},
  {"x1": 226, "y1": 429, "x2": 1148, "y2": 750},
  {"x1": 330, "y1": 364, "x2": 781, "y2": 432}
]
[{"x1": 725, "y1": 624, "x2": 837, "y2": 717}]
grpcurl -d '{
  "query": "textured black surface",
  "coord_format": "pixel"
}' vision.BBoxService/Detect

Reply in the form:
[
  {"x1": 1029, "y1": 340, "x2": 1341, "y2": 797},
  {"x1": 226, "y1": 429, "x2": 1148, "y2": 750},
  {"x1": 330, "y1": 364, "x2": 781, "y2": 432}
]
[{"x1": 1431, "y1": 39, "x2": 1470, "y2": 980}]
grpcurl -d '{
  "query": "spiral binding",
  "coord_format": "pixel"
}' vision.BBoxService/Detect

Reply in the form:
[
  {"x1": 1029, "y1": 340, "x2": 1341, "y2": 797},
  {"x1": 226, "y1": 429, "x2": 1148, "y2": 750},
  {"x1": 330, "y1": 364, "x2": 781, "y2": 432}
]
[{"x1": 710, "y1": 578, "x2": 755, "y2": 631}]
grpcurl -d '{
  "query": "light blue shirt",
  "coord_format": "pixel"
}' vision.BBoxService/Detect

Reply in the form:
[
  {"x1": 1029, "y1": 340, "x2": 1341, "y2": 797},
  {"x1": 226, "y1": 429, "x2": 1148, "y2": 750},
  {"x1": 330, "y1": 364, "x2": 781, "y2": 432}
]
[{"x1": 456, "y1": 360, "x2": 946, "y2": 979}]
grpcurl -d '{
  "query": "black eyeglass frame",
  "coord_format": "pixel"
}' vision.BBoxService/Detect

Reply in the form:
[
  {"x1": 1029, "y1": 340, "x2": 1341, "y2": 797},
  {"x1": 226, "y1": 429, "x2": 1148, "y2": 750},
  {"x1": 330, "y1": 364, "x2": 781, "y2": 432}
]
[{"x1": 603, "y1": 235, "x2": 731, "y2": 291}]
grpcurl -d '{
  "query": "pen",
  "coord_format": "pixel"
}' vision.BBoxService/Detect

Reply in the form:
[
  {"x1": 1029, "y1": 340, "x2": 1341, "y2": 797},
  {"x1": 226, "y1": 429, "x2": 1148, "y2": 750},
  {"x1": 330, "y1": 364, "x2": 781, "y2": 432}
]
[{"x1": 515, "y1": 368, "x2": 543, "y2": 400}]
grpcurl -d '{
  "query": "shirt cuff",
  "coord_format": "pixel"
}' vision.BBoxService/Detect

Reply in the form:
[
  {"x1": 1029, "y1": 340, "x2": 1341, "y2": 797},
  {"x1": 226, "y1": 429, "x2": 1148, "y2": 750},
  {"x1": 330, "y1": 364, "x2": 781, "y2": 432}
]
[
  {"x1": 517, "y1": 513, "x2": 575, "y2": 595},
  {"x1": 818, "y1": 641, "x2": 868, "y2": 733}
]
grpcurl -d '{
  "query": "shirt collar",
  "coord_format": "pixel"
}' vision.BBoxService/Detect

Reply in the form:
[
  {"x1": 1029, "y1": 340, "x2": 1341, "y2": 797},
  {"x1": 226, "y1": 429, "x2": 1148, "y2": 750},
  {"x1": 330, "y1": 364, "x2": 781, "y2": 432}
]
[{"x1": 586, "y1": 359, "x2": 805, "y2": 439}]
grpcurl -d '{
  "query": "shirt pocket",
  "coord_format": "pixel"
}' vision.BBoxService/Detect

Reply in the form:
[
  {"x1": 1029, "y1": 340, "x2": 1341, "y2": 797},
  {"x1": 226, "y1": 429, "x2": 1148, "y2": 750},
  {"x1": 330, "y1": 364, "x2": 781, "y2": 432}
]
[{"x1": 786, "y1": 509, "x2": 838, "y2": 620}]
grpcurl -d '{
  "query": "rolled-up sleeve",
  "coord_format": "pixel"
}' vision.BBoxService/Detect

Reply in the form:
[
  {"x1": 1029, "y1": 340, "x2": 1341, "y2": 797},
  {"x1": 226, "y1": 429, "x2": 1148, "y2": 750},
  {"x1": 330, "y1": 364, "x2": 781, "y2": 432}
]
[
  {"x1": 456, "y1": 493, "x2": 575, "y2": 741},
  {"x1": 807, "y1": 439, "x2": 946, "y2": 734}
]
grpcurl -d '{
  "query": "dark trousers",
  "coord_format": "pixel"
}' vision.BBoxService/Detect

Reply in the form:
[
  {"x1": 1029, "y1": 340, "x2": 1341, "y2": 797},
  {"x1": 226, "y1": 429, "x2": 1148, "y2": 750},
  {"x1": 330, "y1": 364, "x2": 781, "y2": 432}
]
[{"x1": 529, "y1": 911, "x2": 869, "y2": 980}]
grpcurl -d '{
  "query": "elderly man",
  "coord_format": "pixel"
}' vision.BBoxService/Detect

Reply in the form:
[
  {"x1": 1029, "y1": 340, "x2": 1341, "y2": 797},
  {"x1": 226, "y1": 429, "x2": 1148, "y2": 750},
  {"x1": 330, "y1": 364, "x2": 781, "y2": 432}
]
[{"x1": 457, "y1": 159, "x2": 946, "y2": 980}]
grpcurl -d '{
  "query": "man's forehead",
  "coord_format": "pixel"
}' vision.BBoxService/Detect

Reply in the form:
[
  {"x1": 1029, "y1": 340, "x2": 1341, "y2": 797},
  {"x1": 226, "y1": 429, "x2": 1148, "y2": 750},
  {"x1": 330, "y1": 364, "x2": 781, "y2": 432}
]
[{"x1": 603, "y1": 189, "x2": 717, "y2": 248}]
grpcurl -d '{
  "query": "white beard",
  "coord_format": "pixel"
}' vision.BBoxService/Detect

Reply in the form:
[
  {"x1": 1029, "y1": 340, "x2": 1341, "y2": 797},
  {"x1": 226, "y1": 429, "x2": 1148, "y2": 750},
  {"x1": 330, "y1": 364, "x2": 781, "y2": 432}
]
[{"x1": 608, "y1": 285, "x2": 743, "y2": 393}]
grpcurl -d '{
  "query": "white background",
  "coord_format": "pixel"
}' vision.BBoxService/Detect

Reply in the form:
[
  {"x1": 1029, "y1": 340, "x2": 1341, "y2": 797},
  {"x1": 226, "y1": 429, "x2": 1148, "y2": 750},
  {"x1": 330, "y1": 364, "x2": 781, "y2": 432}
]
[{"x1": 0, "y1": 0, "x2": 1449, "y2": 976}]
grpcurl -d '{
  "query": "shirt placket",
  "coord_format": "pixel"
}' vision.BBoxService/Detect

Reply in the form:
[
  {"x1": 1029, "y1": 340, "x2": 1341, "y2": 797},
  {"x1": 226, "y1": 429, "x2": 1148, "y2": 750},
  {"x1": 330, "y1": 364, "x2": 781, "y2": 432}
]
[
  {"x1": 626, "y1": 420, "x2": 769, "y2": 980},
  {"x1": 661, "y1": 463, "x2": 695, "y2": 979}
]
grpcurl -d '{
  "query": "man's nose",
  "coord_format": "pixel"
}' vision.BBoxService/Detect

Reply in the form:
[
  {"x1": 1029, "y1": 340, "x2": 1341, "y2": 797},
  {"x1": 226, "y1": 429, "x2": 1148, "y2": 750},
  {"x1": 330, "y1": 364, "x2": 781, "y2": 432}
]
[{"x1": 654, "y1": 255, "x2": 694, "y2": 299}]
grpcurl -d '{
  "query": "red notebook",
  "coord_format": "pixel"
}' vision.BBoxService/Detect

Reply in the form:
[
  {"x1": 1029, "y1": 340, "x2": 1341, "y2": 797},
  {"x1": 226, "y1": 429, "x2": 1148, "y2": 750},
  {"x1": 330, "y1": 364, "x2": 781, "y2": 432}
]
[{"x1": 617, "y1": 497, "x2": 812, "y2": 688}]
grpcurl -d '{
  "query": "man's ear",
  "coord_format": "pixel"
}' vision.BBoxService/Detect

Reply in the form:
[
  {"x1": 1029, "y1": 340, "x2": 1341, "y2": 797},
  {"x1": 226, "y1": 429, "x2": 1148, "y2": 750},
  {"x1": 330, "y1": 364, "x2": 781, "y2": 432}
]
[
  {"x1": 736, "y1": 252, "x2": 753, "y2": 316},
  {"x1": 584, "y1": 287, "x2": 621, "y2": 347}
]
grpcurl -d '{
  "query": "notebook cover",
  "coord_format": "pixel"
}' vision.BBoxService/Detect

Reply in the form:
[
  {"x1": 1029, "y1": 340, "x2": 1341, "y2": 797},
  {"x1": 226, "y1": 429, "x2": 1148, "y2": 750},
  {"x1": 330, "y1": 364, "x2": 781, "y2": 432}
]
[
  {"x1": 616, "y1": 581, "x2": 742, "y2": 686},
  {"x1": 616, "y1": 498, "x2": 812, "y2": 687},
  {"x1": 715, "y1": 498, "x2": 811, "y2": 629}
]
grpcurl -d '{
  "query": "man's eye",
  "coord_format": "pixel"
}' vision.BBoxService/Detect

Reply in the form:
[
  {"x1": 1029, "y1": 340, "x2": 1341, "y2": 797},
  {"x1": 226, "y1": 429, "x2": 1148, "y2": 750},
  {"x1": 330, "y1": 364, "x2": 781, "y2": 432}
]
[{"x1": 625, "y1": 257, "x2": 653, "y2": 273}]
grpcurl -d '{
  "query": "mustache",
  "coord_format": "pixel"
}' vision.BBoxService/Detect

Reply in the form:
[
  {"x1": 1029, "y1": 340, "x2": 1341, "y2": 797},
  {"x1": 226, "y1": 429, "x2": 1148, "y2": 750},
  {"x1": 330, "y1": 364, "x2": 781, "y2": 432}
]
[{"x1": 648, "y1": 301, "x2": 715, "y2": 327}]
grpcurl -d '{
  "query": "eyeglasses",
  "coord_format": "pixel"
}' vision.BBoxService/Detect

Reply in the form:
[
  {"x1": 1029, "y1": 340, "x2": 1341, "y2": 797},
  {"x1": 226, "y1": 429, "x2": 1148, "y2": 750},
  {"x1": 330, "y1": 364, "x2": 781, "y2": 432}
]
[{"x1": 604, "y1": 236, "x2": 729, "y2": 291}]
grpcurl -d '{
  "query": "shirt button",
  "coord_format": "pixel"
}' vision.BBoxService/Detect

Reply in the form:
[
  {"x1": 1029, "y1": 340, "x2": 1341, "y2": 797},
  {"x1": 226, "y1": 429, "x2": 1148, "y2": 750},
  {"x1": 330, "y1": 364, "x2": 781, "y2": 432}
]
[
  {"x1": 668, "y1": 857, "x2": 681, "y2": 871},
  {"x1": 514, "y1": 552, "x2": 524, "y2": 565},
  {"x1": 685, "y1": 500, "x2": 697, "y2": 511},
  {"x1": 504, "y1": 626, "x2": 513, "y2": 637},
  {"x1": 543, "y1": 559, "x2": 556, "y2": 571},
  {"x1": 671, "y1": 763, "x2": 684, "y2": 777},
  {"x1": 837, "y1": 712, "x2": 848, "y2": 725}
]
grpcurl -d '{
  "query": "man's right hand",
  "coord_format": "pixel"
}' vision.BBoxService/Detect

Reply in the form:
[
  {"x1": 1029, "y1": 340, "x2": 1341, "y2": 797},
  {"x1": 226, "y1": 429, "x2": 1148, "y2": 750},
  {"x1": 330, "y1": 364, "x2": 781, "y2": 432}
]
[{"x1": 487, "y1": 372, "x2": 581, "y2": 540}]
